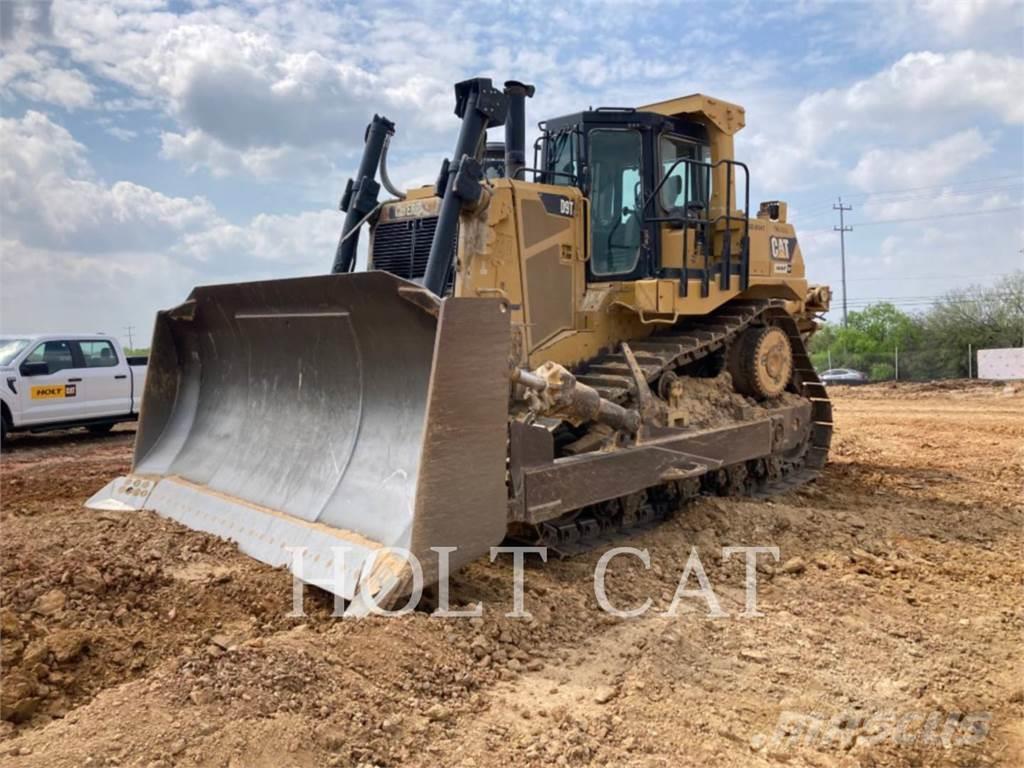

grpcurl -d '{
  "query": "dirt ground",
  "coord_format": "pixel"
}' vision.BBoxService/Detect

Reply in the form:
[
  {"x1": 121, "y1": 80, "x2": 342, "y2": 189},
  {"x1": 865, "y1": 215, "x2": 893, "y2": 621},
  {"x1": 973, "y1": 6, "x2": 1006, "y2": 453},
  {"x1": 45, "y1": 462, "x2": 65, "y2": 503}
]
[{"x1": 1, "y1": 381, "x2": 1022, "y2": 767}]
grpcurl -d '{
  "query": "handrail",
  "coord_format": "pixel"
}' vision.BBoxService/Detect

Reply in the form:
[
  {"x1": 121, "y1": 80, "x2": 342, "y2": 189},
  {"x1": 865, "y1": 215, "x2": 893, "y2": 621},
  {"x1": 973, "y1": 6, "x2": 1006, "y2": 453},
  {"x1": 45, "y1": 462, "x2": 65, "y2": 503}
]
[
  {"x1": 531, "y1": 125, "x2": 585, "y2": 186},
  {"x1": 513, "y1": 167, "x2": 578, "y2": 184},
  {"x1": 640, "y1": 156, "x2": 751, "y2": 296}
]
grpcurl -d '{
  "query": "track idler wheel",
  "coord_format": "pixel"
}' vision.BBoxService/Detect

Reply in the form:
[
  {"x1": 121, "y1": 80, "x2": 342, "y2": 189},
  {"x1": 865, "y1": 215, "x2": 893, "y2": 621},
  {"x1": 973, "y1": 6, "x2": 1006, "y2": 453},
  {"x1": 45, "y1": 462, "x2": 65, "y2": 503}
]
[{"x1": 728, "y1": 325, "x2": 793, "y2": 399}]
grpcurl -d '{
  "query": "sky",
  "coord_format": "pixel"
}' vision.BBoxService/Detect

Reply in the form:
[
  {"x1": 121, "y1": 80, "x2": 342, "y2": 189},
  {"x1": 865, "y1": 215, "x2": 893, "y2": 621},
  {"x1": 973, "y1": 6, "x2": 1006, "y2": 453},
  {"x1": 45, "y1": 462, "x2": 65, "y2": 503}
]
[{"x1": 1, "y1": 0, "x2": 1022, "y2": 347}]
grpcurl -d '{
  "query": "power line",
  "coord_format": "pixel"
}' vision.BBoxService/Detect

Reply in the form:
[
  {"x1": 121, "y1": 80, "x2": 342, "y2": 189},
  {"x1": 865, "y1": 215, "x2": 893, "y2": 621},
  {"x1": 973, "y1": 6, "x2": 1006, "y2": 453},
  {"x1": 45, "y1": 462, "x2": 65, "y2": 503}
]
[
  {"x1": 839, "y1": 173, "x2": 1023, "y2": 200},
  {"x1": 833, "y1": 197, "x2": 852, "y2": 327},
  {"x1": 850, "y1": 204, "x2": 1024, "y2": 228},
  {"x1": 796, "y1": 174, "x2": 1024, "y2": 214},
  {"x1": 800, "y1": 204, "x2": 1024, "y2": 237},
  {"x1": 841, "y1": 292, "x2": 1020, "y2": 309},
  {"x1": 856, "y1": 180, "x2": 1023, "y2": 203},
  {"x1": 845, "y1": 272, "x2": 1013, "y2": 282},
  {"x1": 843, "y1": 290, "x2": 1019, "y2": 301},
  {"x1": 795, "y1": 177, "x2": 1024, "y2": 221}
]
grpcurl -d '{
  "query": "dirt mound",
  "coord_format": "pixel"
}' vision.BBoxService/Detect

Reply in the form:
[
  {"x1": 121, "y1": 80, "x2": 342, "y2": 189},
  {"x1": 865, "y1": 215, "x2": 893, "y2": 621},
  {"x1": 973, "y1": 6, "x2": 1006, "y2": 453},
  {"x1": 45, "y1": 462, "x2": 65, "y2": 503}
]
[
  {"x1": 1, "y1": 432, "x2": 328, "y2": 730},
  {"x1": 833, "y1": 378, "x2": 1021, "y2": 399},
  {"x1": 2, "y1": 389, "x2": 1022, "y2": 766},
  {"x1": 670, "y1": 372, "x2": 805, "y2": 429}
]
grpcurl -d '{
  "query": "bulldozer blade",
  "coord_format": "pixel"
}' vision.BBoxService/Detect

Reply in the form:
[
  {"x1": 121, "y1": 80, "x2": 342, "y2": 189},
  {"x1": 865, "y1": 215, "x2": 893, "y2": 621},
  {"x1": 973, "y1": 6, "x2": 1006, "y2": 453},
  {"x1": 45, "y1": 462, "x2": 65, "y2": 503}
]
[{"x1": 86, "y1": 271, "x2": 511, "y2": 604}]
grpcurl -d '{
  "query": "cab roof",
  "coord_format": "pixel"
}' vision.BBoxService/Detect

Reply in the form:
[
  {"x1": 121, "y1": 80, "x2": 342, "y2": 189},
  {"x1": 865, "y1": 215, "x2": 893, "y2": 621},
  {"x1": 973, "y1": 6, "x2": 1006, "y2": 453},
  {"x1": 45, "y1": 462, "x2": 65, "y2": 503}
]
[
  {"x1": 541, "y1": 93, "x2": 745, "y2": 138},
  {"x1": 639, "y1": 93, "x2": 746, "y2": 136}
]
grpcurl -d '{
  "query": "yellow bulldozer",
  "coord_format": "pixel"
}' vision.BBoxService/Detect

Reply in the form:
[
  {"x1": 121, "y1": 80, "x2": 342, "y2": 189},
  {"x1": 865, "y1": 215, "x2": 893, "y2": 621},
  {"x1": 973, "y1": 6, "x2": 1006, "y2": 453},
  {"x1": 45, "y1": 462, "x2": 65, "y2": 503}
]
[{"x1": 88, "y1": 78, "x2": 832, "y2": 605}]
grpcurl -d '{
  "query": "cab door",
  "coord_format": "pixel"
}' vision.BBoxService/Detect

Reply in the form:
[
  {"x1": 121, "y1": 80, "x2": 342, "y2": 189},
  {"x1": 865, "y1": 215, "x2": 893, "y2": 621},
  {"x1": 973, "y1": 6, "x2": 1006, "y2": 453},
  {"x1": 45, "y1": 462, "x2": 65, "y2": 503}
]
[
  {"x1": 74, "y1": 340, "x2": 130, "y2": 417},
  {"x1": 19, "y1": 340, "x2": 84, "y2": 425},
  {"x1": 585, "y1": 127, "x2": 654, "y2": 282}
]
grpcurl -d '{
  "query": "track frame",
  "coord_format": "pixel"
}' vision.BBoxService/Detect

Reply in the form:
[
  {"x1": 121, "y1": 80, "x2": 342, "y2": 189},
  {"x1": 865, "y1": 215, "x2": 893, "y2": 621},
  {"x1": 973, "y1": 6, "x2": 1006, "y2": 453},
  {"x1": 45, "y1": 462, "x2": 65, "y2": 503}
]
[{"x1": 504, "y1": 299, "x2": 833, "y2": 551}]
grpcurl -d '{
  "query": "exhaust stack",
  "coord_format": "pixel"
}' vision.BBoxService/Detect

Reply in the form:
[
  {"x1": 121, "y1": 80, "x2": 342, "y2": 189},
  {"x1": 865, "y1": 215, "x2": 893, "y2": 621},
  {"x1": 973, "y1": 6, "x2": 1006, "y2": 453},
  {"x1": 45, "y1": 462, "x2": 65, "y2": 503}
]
[{"x1": 503, "y1": 80, "x2": 535, "y2": 181}]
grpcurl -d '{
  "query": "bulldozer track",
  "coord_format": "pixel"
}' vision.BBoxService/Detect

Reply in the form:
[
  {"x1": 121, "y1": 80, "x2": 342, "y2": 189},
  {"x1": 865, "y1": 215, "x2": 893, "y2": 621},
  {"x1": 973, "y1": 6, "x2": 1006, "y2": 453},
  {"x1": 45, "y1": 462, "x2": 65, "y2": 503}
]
[{"x1": 534, "y1": 299, "x2": 833, "y2": 555}]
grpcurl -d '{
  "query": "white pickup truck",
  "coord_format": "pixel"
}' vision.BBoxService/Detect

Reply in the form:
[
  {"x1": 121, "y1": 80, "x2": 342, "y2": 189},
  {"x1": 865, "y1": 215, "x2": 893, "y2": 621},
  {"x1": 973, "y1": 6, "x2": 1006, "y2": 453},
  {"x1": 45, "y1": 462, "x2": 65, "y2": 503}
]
[{"x1": 0, "y1": 333, "x2": 147, "y2": 445}]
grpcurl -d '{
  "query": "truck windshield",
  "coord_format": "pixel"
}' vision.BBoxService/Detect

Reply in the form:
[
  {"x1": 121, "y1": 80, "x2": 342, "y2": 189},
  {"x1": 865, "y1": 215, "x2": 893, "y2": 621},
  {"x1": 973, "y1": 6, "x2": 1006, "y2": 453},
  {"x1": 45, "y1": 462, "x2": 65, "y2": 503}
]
[{"x1": 0, "y1": 339, "x2": 30, "y2": 366}]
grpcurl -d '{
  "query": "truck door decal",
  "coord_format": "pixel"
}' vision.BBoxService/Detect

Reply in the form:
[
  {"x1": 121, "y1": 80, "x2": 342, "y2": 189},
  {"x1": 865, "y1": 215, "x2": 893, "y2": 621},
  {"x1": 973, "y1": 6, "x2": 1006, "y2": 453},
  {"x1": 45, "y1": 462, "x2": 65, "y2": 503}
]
[{"x1": 31, "y1": 384, "x2": 76, "y2": 399}]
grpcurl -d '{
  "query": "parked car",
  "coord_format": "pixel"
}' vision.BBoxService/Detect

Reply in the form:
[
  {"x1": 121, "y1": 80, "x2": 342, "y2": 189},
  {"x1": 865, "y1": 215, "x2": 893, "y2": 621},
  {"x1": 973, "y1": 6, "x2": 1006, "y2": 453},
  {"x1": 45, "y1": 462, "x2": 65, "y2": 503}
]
[
  {"x1": 819, "y1": 367, "x2": 869, "y2": 385},
  {"x1": 0, "y1": 333, "x2": 147, "y2": 445}
]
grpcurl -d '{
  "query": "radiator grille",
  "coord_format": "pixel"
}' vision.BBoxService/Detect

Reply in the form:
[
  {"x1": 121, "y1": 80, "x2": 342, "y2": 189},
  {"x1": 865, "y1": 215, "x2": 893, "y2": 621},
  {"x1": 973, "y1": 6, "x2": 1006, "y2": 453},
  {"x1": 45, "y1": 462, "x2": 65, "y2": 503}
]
[{"x1": 371, "y1": 216, "x2": 457, "y2": 280}]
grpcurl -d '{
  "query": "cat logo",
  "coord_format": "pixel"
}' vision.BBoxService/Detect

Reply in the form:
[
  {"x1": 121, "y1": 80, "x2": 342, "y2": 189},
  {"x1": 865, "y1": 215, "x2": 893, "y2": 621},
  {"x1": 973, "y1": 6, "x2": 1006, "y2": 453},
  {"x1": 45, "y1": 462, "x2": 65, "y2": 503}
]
[
  {"x1": 31, "y1": 384, "x2": 77, "y2": 399},
  {"x1": 770, "y1": 236, "x2": 798, "y2": 262}
]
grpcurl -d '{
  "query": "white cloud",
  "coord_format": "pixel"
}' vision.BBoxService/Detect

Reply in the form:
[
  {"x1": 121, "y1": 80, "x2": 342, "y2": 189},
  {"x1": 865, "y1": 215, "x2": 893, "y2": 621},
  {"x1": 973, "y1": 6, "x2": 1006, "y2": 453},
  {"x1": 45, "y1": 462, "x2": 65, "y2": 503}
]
[
  {"x1": 29, "y1": 4, "x2": 462, "y2": 176},
  {"x1": 862, "y1": 185, "x2": 1020, "y2": 221},
  {"x1": 740, "y1": 48, "x2": 1023, "y2": 191},
  {"x1": 104, "y1": 125, "x2": 138, "y2": 141},
  {"x1": 0, "y1": 51, "x2": 94, "y2": 110},
  {"x1": 0, "y1": 111, "x2": 217, "y2": 252},
  {"x1": 11, "y1": 67, "x2": 95, "y2": 109},
  {"x1": 849, "y1": 129, "x2": 993, "y2": 191},
  {"x1": 179, "y1": 210, "x2": 340, "y2": 271},
  {"x1": 140, "y1": 26, "x2": 379, "y2": 149},
  {"x1": 916, "y1": 0, "x2": 1023, "y2": 43},
  {"x1": 798, "y1": 51, "x2": 1024, "y2": 149},
  {"x1": 159, "y1": 127, "x2": 347, "y2": 180},
  {"x1": 0, "y1": 111, "x2": 343, "y2": 337},
  {"x1": 0, "y1": 237, "x2": 194, "y2": 343},
  {"x1": 0, "y1": 109, "x2": 89, "y2": 178}
]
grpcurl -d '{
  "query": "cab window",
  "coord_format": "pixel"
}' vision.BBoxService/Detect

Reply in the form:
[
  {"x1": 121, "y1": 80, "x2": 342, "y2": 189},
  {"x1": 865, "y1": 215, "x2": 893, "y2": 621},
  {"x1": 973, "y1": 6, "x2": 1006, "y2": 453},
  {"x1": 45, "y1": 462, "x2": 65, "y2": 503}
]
[
  {"x1": 589, "y1": 129, "x2": 643, "y2": 276},
  {"x1": 659, "y1": 134, "x2": 711, "y2": 212},
  {"x1": 25, "y1": 340, "x2": 75, "y2": 373},
  {"x1": 546, "y1": 130, "x2": 578, "y2": 184},
  {"x1": 78, "y1": 340, "x2": 119, "y2": 367}
]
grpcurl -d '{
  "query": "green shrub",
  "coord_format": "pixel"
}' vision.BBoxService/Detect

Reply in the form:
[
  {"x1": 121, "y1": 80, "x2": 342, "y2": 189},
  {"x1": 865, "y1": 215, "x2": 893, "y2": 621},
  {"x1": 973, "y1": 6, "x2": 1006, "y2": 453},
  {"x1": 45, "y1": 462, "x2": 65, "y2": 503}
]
[{"x1": 869, "y1": 362, "x2": 895, "y2": 381}]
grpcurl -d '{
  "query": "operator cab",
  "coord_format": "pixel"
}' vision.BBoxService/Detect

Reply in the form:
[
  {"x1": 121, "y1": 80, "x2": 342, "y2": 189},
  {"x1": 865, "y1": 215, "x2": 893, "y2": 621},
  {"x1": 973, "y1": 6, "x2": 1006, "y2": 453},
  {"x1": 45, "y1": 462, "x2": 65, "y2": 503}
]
[{"x1": 536, "y1": 107, "x2": 736, "y2": 287}]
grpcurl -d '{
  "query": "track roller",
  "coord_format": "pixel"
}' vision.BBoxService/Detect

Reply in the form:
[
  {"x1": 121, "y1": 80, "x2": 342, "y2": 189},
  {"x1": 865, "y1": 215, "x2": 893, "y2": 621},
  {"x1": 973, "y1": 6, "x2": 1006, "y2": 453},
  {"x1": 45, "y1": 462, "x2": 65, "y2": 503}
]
[{"x1": 728, "y1": 325, "x2": 793, "y2": 399}]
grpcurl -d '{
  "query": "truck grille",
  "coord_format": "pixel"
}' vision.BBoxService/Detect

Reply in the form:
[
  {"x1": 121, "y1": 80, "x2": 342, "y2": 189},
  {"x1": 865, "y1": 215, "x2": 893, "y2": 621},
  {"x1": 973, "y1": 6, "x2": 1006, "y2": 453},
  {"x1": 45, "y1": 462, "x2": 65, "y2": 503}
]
[{"x1": 371, "y1": 216, "x2": 457, "y2": 280}]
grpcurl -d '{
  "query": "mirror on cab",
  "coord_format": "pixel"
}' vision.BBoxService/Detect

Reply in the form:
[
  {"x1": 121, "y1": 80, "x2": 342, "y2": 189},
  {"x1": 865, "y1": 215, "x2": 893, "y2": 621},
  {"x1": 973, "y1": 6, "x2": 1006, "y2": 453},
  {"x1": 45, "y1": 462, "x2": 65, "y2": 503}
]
[{"x1": 19, "y1": 361, "x2": 50, "y2": 377}]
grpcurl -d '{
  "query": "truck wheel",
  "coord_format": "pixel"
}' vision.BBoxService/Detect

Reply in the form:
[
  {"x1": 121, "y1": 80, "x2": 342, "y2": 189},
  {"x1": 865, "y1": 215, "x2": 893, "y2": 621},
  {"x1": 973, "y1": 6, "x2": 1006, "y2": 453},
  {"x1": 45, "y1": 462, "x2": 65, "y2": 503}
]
[
  {"x1": 1, "y1": 410, "x2": 9, "y2": 448},
  {"x1": 87, "y1": 423, "x2": 115, "y2": 435}
]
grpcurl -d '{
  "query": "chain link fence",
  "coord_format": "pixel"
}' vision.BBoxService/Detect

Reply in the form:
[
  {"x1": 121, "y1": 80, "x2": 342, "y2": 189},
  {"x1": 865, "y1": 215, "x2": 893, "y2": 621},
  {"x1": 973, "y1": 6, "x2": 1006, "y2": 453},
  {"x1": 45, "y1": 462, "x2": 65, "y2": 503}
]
[{"x1": 810, "y1": 346, "x2": 985, "y2": 382}]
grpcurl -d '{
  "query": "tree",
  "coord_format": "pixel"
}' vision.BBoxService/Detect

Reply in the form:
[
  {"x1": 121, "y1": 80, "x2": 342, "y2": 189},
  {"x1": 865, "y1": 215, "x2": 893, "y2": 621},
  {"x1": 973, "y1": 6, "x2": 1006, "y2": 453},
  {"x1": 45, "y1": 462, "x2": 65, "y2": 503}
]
[
  {"x1": 915, "y1": 271, "x2": 1024, "y2": 377},
  {"x1": 809, "y1": 303, "x2": 917, "y2": 378},
  {"x1": 808, "y1": 271, "x2": 1023, "y2": 380}
]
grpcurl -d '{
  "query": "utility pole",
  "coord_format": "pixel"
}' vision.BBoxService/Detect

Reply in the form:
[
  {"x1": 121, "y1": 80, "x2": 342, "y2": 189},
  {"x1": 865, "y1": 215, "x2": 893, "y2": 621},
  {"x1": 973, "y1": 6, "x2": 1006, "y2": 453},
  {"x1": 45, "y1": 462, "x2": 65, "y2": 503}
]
[
  {"x1": 124, "y1": 325, "x2": 135, "y2": 351},
  {"x1": 833, "y1": 197, "x2": 853, "y2": 327}
]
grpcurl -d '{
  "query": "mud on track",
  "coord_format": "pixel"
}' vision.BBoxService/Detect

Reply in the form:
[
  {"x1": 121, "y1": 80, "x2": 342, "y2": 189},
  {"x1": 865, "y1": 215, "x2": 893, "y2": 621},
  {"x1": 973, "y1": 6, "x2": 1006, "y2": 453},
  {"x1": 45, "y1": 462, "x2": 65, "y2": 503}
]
[{"x1": 1, "y1": 383, "x2": 1022, "y2": 767}]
